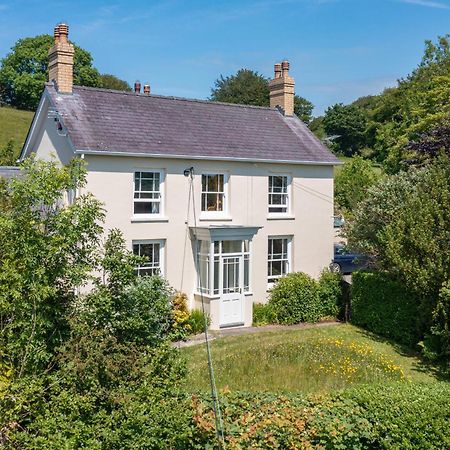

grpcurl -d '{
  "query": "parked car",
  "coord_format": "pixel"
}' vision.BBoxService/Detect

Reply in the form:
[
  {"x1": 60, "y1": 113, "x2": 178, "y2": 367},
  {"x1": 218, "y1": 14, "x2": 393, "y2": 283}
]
[
  {"x1": 333, "y1": 215, "x2": 345, "y2": 229},
  {"x1": 330, "y1": 244, "x2": 368, "y2": 274}
]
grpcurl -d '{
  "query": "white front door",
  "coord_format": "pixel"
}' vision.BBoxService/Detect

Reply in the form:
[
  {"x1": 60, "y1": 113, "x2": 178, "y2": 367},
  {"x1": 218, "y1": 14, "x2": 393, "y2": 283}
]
[{"x1": 220, "y1": 255, "x2": 244, "y2": 327}]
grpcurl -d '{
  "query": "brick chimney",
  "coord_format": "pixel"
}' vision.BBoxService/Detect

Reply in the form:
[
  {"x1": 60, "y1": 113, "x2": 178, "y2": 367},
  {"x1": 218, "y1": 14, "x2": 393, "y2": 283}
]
[
  {"x1": 48, "y1": 23, "x2": 75, "y2": 93},
  {"x1": 269, "y1": 60, "x2": 295, "y2": 116}
]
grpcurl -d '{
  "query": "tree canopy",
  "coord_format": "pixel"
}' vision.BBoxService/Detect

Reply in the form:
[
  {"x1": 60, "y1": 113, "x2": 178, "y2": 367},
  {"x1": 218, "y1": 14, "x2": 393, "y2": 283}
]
[
  {"x1": 99, "y1": 73, "x2": 131, "y2": 92},
  {"x1": 347, "y1": 156, "x2": 450, "y2": 358},
  {"x1": 210, "y1": 68, "x2": 314, "y2": 123},
  {"x1": 0, "y1": 34, "x2": 101, "y2": 110},
  {"x1": 317, "y1": 35, "x2": 450, "y2": 170},
  {"x1": 0, "y1": 35, "x2": 132, "y2": 111}
]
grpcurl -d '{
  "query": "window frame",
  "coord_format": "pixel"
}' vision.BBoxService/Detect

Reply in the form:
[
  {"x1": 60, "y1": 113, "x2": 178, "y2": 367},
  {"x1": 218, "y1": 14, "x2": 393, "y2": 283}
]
[
  {"x1": 200, "y1": 172, "x2": 229, "y2": 219},
  {"x1": 267, "y1": 174, "x2": 292, "y2": 217},
  {"x1": 196, "y1": 239, "x2": 252, "y2": 297},
  {"x1": 132, "y1": 170, "x2": 165, "y2": 219},
  {"x1": 267, "y1": 235, "x2": 292, "y2": 287},
  {"x1": 132, "y1": 239, "x2": 165, "y2": 277}
]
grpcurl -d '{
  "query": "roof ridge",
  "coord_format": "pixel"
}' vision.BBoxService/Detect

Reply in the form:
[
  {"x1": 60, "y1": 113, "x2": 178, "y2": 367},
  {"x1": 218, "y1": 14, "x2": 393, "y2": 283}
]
[{"x1": 45, "y1": 83, "x2": 277, "y2": 112}]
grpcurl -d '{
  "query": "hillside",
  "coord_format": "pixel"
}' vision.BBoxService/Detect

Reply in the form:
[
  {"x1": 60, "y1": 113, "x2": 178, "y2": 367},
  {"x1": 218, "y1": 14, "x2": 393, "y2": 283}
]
[{"x1": 0, "y1": 106, "x2": 34, "y2": 159}]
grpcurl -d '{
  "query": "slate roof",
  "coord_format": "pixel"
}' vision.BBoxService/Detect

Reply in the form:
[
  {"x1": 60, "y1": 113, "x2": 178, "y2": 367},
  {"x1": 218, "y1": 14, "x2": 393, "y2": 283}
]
[
  {"x1": 45, "y1": 83, "x2": 340, "y2": 165},
  {"x1": 0, "y1": 166, "x2": 20, "y2": 180}
]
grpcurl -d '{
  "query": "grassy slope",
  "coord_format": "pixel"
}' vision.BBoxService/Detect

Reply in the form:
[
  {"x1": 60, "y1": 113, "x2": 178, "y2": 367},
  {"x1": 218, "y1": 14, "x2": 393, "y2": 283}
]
[
  {"x1": 183, "y1": 324, "x2": 443, "y2": 394},
  {"x1": 0, "y1": 106, "x2": 34, "y2": 159}
]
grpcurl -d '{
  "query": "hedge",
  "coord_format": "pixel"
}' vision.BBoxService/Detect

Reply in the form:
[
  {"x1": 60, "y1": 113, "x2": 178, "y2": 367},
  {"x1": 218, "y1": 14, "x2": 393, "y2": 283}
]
[
  {"x1": 191, "y1": 382, "x2": 450, "y2": 449},
  {"x1": 351, "y1": 271, "x2": 420, "y2": 346}
]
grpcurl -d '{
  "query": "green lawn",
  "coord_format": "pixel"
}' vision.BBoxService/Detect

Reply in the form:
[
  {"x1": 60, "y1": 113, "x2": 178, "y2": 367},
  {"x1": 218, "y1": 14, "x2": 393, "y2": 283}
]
[
  {"x1": 0, "y1": 106, "x2": 34, "y2": 158},
  {"x1": 183, "y1": 324, "x2": 444, "y2": 394}
]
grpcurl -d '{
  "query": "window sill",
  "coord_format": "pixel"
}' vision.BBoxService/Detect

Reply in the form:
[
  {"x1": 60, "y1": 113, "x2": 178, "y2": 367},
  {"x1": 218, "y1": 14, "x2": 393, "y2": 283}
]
[
  {"x1": 131, "y1": 215, "x2": 169, "y2": 223},
  {"x1": 267, "y1": 215, "x2": 295, "y2": 221},
  {"x1": 194, "y1": 292, "x2": 220, "y2": 299}
]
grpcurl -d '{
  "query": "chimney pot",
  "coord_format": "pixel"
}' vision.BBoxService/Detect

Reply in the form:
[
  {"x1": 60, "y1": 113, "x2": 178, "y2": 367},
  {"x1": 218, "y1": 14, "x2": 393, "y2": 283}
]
[
  {"x1": 58, "y1": 23, "x2": 69, "y2": 43},
  {"x1": 143, "y1": 84, "x2": 150, "y2": 95},
  {"x1": 134, "y1": 80, "x2": 141, "y2": 93},
  {"x1": 53, "y1": 25, "x2": 60, "y2": 44},
  {"x1": 274, "y1": 63, "x2": 282, "y2": 79},
  {"x1": 281, "y1": 60, "x2": 290, "y2": 75}
]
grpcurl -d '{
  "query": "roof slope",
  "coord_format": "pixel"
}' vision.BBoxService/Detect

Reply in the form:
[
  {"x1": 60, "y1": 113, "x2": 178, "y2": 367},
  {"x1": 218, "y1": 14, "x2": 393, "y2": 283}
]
[{"x1": 45, "y1": 84, "x2": 339, "y2": 165}]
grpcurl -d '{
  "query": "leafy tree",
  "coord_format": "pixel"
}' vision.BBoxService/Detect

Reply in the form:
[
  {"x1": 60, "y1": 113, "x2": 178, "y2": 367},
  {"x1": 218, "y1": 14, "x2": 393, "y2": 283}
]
[
  {"x1": 99, "y1": 73, "x2": 131, "y2": 91},
  {"x1": 210, "y1": 69, "x2": 270, "y2": 106},
  {"x1": 308, "y1": 116, "x2": 326, "y2": 140},
  {"x1": 294, "y1": 95, "x2": 313, "y2": 124},
  {"x1": 335, "y1": 156, "x2": 379, "y2": 213},
  {"x1": 210, "y1": 68, "x2": 314, "y2": 122},
  {"x1": 322, "y1": 103, "x2": 368, "y2": 156},
  {"x1": 0, "y1": 157, "x2": 104, "y2": 376},
  {"x1": 0, "y1": 34, "x2": 101, "y2": 110},
  {"x1": 406, "y1": 119, "x2": 450, "y2": 165},
  {"x1": 0, "y1": 139, "x2": 16, "y2": 165},
  {"x1": 347, "y1": 156, "x2": 450, "y2": 358}
]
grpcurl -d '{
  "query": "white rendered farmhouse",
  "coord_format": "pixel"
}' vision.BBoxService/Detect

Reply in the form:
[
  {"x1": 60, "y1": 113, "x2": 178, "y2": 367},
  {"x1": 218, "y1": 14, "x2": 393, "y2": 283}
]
[{"x1": 21, "y1": 24, "x2": 340, "y2": 329}]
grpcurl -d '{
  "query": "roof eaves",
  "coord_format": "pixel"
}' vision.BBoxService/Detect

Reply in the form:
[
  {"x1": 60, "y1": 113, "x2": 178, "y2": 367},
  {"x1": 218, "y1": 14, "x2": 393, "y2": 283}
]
[{"x1": 75, "y1": 149, "x2": 342, "y2": 166}]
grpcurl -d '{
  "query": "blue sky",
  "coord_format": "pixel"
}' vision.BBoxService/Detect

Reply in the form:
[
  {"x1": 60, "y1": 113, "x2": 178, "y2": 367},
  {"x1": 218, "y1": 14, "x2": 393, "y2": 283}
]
[{"x1": 0, "y1": 0, "x2": 449, "y2": 115}]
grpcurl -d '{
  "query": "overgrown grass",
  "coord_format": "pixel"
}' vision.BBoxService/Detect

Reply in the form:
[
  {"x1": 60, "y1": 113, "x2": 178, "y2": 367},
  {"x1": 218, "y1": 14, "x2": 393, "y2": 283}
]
[
  {"x1": 0, "y1": 106, "x2": 34, "y2": 157},
  {"x1": 183, "y1": 324, "x2": 444, "y2": 394}
]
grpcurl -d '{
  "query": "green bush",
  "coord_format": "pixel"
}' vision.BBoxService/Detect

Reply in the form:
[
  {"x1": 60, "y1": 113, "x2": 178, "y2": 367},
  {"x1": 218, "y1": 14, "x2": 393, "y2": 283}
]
[
  {"x1": 187, "y1": 309, "x2": 210, "y2": 335},
  {"x1": 351, "y1": 271, "x2": 420, "y2": 346},
  {"x1": 191, "y1": 382, "x2": 450, "y2": 449},
  {"x1": 252, "y1": 303, "x2": 275, "y2": 326},
  {"x1": 268, "y1": 271, "x2": 342, "y2": 324},
  {"x1": 318, "y1": 269, "x2": 342, "y2": 318}
]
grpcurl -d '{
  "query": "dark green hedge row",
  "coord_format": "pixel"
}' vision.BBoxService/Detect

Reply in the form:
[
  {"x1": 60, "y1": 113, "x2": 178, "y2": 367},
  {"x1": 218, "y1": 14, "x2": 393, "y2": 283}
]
[
  {"x1": 192, "y1": 382, "x2": 450, "y2": 449},
  {"x1": 351, "y1": 271, "x2": 420, "y2": 346}
]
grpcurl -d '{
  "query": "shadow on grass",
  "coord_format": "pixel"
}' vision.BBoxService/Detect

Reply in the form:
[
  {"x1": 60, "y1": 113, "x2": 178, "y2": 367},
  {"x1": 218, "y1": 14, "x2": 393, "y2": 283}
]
[{"x1": 351, "y1": 325, "x2": 450, "y2": 382}]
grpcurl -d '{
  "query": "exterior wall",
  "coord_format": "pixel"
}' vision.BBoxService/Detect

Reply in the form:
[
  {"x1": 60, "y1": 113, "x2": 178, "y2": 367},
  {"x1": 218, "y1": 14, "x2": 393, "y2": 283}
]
[
  {"x1": 26, "y1": 99, "x2": 75, "y2": 166},
  {"x1": 82, "y1": 155, "x2": 334, "y2": 329}
]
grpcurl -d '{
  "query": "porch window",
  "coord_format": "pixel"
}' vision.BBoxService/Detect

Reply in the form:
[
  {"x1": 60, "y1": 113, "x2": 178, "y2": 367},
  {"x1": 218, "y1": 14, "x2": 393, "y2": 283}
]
[
  {"x1": 268, "y1": 236, "x2": 291, "y2": 284},
  {"x1": 268, "y1": 175, "x2": 289, "y2": 214},
  {"x1": 196, "y1": 239, "x2": 251, "y2": 296},
  {"x1": 201, "y1": 174, "x2": 225, "y2": 212},
  {"x1": 134, "y1": 171, "x2": 162, "y2": 215},
  {"x1": 133, "y1": 240, "x2": 164, "y2": 276}
]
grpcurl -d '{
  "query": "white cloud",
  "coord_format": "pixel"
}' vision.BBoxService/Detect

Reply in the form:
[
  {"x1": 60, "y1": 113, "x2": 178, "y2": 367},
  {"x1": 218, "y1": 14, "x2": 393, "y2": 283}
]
[{"x1": 396, "y1": 0, "x2": 450, "y2": 9}]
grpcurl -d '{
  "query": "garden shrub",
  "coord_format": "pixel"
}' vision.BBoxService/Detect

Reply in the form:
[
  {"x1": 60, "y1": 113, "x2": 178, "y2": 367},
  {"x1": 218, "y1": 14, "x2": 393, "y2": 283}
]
[
  {"x1": 187, "y1": 309, "x2": 210, "y2": 335},
  {"x1": 268, "y1": 271, "x2": 342, "y2": 324},
  {"x1": 351, "y1": 271, "x2": 420, "y2": 346},
  {"x1": 252, "y1": 302, "x2": 275, "y2": 326},
  {"x1": 172, "y1": 292, "x2": 191, "y2": 339},
  {"x1": 190, "y1": 382, "x2": 450, "y2": 449}
]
